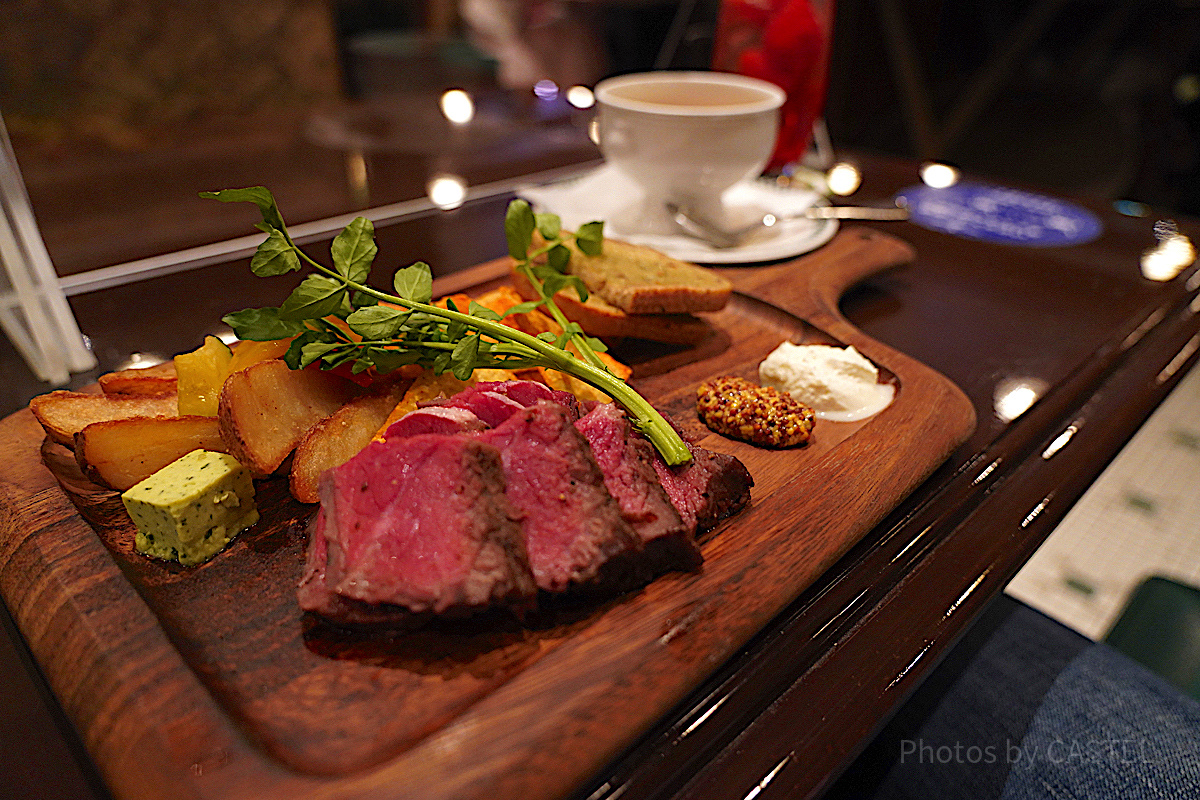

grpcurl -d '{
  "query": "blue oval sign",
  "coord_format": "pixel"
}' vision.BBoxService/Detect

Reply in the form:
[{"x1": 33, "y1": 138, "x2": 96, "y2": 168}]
[{"x1": 896, "y1": 182, "x2": 1103, "y2": 246}]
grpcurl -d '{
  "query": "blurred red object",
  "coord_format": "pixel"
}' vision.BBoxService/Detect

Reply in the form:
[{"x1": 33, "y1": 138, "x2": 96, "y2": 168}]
[{"x1": 712, "y1": 0, "x2": 833, "y2": 170}]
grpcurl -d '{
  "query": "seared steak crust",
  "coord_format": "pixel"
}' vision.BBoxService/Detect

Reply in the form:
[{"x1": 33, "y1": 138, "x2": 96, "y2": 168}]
[
  {"x1": 575, "y1": 404, "x2": 699, "y2": 574},
  {"x1": 652, "y1": 441, "x2": 754, "y2": 534}
]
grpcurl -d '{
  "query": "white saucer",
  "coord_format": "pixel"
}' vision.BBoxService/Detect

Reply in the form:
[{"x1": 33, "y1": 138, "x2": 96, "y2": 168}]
[{"x1": 518, "y1": 165, "x2": 838, "y2": 264}]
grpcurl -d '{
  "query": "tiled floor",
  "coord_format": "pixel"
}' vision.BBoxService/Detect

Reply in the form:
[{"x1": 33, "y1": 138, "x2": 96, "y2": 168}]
[{"x1": 1006, "y1": 359, "x2": 1200, "y2": 640}]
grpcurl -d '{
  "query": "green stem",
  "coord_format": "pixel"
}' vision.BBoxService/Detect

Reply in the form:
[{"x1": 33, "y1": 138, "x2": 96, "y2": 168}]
[
  {"x1": 517, "y1": 236, "x2": 609, "y2": 372},
  {"x1": 513, "y1": 262, "x2": 608, "y2": 372}
]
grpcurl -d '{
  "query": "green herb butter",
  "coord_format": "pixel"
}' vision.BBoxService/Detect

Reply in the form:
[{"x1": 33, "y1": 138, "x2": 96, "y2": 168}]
[{"x1": 121, "y1": 450, "x2": 259, "y2": 566}]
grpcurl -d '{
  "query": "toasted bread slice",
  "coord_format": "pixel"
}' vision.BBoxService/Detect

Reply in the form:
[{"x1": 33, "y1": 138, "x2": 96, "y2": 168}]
[
  {"x1": 510, "y1": 268, "x2": 715, "y2": 345},
  {"x1": 556, "y1": 237, "x2": 732, "y2": 315}
]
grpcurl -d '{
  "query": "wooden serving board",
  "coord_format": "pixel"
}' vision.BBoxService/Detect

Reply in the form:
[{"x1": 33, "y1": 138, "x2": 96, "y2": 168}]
[{"x1": 0, "y1": 229, "x2": 975, "y2": 800}]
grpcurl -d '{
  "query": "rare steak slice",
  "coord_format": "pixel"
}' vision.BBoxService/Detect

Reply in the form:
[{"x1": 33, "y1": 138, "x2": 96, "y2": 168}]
[
  {"x1": 439, "y1": 380, "x2": 582, "y2": 427},
  {"x1": 301, "y1": 433, "x2": 536, "y2": 621},
  {"x1": 574, "y1": 403, "x2": 699, "y2": 573},
  {"x1": 441, "y1": 388, "x2": 525, "y2": 428},
  {"x1": 382, "y1": 406, "x2": 486, "y2": 439},
  {"x1": 652, "y1": 440, "x2": 754, "y2": 534},
  {"x1": 298, "y1": 510, "x2": 415, "y2": 626},
  {"x1": 480, "y1": 401, "x2": 641, "y2": 591}
]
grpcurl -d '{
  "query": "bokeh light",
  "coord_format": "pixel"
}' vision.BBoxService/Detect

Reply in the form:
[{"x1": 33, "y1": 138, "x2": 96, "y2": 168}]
[
  {"x1": 427, "y1": 174, "x2": 468, "y2": 210},
  {"x1": 440, "y1": 89, "x2": 475, "y2": 125}
]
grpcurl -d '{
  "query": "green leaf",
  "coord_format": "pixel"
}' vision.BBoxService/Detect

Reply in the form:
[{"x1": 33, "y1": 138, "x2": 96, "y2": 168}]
[
  {"x1": 505, "y1": 199, "x2": 536, "y2": 259},
  {"x1": 535, "y1": 212, "x2": 561, "y2": 241},
  {"x1": 346, "y1": 305, "x2": 409, "y2": 339},
  {"x1": 541, "y1": 271, "x2": 588, "y2": 302},
  {"x1": 221, "y1": 307, "x2": 306, "y2": 341},
  {"x1": 468, "y1": 301, "x2": 501, "y2": 321},
  {"x1": 536, "y1": 331, "x2": 558, "y2": 343},
  {"x1": 322, "y1": 346, "x2": 359, "y2": 368},
  {"x1": 585, "y1": 335, "x2": 609, "y2": 354},
  {"x1": 394, "y1": 262, "x2": 433, "y2": 303},
  {"x1": 283, "y1": 330, "x2": 323, "y2": 369},
  {"x1": 331, "y1": 217, "x2": 377, "y2": 283},
  {"x1": 547, "y1": 243, "x2": 571, "y2": 273},
  {"x1": 200, "y1": 186, "x2": 288, "y2": 232},
  {"x1": 446, "y1": 319, "x2": 467, "y2": 342},
  {"x1": 369, "y1": 347, "x2": 422, "y2": 373},
  {"x1": 575, "y1": 221, "x2": 604, "y2": 255},
  {"x1": 433, "y1": 351, "x2": 453, "y2": 374},
  {"x1": 280, "y1": 275, "x2": 348, "y2": 321},
  {"x1": 250, "y1": 229, "x2": 301, "y2": 276},
  {"x1": 501, "y1": 300, "x2": 543, "y2": 316},
  {"x1": 301, "y1": 341, "x2": 344, "y2": 368},
  {"x1": 451, "y1": 335, "x2": 479, "y2": 380}
]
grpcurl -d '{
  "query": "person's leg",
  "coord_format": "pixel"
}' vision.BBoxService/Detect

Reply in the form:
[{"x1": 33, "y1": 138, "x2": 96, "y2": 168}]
[
  {"x1": 1001, "y1": 643, "x2": 1200, "y2": 799},
  {"x1": 824, "y1": 594, "x2": 1200, "y2": 799}
]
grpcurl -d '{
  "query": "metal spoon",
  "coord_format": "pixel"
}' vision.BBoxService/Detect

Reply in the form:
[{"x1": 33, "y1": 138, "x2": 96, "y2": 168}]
[{"x1": 666, "y1": 201, "x2": 909, "y2": 249}]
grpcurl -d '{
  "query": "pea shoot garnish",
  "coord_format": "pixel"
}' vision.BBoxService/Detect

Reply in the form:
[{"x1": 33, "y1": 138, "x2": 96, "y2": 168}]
[{"x1": 203, "y1": 188, "x2": 692, "y2": 465}]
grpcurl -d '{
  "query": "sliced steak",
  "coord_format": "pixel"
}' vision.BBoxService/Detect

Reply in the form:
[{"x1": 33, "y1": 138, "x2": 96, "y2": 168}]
[
  {"x1": 300, "y1": 434, "x2": 536, "y2": 623},
  {"x1": 652, "y1": 440, "x2": 754, "y2": 534},
  {"x1": 298, "y1": 511, "x2": 415, "y2": 626},
  {"x1": 440, "y1": 380, "x2": 582, "y2": 426},
  {"x1": 575, "y1": 403, "x2": 699, "y2": 574},
  {"x1": 382, "y1": 406, "x2": 486, "y2": 439},
  {"x1": 442, "y1": 389, "x2": 525, "y2": 427},
  {"x1": 480, "y1": 401, "x2": 641, "y2": 591}
]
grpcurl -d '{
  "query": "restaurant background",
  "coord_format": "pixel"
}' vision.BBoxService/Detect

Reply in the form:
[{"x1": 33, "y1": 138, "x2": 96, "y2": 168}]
[{"x1": 4, "y1": 0, "x2": 1200, "y2": 279}]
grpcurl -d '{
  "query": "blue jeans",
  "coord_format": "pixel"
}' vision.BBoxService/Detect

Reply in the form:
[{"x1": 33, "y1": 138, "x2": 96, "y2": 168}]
[{"x1": 823, "y1": 596, "x2": 1200, "y2": 799}]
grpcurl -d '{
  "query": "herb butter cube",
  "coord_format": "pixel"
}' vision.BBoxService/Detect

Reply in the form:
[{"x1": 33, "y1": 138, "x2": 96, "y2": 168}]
[{"x1": 121, "y1": 450, "x2": 259, "y2": 566}]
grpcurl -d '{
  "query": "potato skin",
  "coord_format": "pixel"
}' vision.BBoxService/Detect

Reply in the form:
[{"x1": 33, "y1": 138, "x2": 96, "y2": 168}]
[
  {"x1": 289, "y1": 385, "x2": 408, "y2": 503},
  {"x1": 30, "y1": 390, "x2": 179, "y2": 448},
  {"x1": 75, "y1": 415, "x2": 227, "y2": 491},
  {"x1": 217, "y1": 359, "x2": 363, "y2": 477},
  {"x1": 98, "y1": 361, "x2": 178, "y2": 396}
]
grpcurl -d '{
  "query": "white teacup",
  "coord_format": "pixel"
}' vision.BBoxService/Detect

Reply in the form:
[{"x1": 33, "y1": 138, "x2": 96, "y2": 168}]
[{"x1": 594, "y1": 71, "x2": 785, "y2": 237}]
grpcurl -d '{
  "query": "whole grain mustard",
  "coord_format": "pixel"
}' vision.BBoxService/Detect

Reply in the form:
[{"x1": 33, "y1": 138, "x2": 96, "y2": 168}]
[{"x1": 696, "y1": 376, "x2": 815, "y2": 448}]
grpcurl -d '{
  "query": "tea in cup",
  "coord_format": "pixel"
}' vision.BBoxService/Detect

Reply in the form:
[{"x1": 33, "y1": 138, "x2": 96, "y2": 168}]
[{"x1": 593, "y1": 71, "x2": 785, "y2": 236}]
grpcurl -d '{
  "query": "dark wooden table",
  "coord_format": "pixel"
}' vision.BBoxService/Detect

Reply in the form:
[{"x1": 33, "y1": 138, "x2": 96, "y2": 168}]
[{"x1": 2, "y1": 151, "x2": 1198, "y2": 800}]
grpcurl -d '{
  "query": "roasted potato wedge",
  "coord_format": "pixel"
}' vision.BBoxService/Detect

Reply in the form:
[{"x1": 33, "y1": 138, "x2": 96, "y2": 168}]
[
  {"x1": 290, "y1": 384, "x2": 409, "y2": 503},
  {"x1": 30, "y1": 390, "x2": 178, "y2": 448},
  {"x1": 218, "y1": 359, "x2": 364, "y2": 476},
  {"x1": 74, "y1": 415, "x2": 228, "y2": 491},
  {"x1": 97, "y1": 360, "x2": 178, "y2": 396}
]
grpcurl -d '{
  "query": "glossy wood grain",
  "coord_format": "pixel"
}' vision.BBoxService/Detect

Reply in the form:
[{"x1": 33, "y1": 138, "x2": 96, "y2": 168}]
[{"x1": 0, "y1": 229, "x2": 974, "y2": 800}]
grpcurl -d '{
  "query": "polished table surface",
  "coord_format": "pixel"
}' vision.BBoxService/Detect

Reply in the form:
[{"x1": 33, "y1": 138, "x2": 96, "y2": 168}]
[{"x1": 2, "y1": 151, "x2": 1199, "y2": 800}]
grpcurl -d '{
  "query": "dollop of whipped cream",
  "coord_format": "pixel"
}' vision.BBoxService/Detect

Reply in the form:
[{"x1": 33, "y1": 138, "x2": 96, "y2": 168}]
[{"x1": 758, "y1": 342, "x2": 894, "y2": 422}]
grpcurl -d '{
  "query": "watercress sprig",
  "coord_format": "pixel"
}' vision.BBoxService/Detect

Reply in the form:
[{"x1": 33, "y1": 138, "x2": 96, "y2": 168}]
[
  {"x1": 503, "y1": 199, "x2": 609, "y2": 372},
  {"x1": 201, "y1": 187, "x2": 692, "y2": 465}
]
